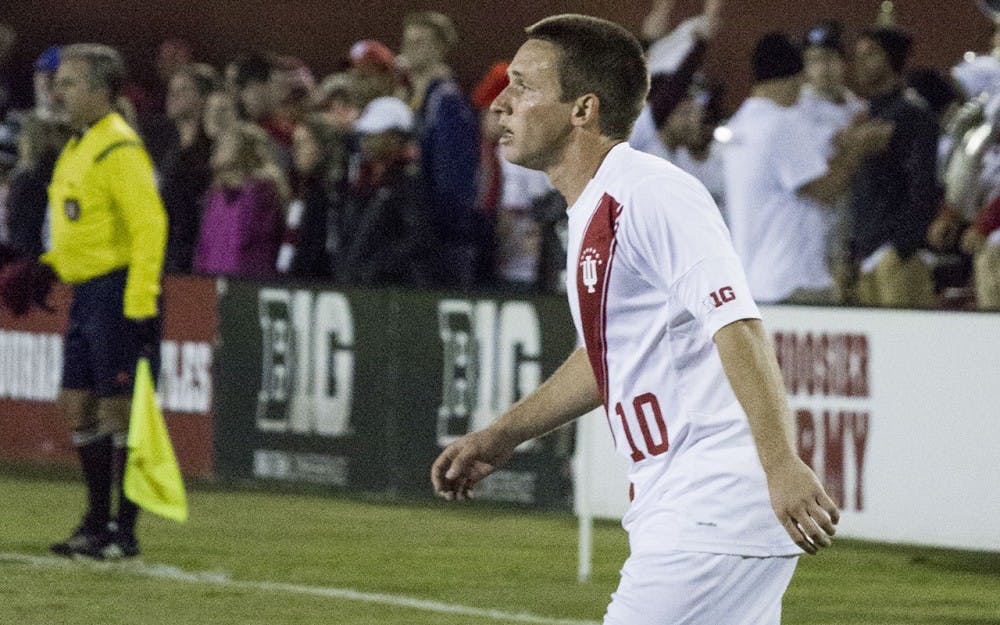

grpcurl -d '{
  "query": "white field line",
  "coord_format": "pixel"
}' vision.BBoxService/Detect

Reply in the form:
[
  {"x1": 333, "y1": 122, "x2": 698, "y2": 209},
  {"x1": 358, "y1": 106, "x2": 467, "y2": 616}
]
[{"x1": 0, "y1": 552, "x2": 601, "y2": 625}]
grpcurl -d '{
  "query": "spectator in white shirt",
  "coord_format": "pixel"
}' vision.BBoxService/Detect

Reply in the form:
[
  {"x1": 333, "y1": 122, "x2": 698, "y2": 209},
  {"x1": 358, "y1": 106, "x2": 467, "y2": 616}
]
[{"x1": 721, "y1": 32, "x2": 891, "y2": 304}]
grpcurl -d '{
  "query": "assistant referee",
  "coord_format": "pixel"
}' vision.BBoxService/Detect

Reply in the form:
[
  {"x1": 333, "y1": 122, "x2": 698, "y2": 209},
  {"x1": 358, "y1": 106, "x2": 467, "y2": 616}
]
[{"x1": 44, "y1": 44, "x2": 167, "y2": 559}]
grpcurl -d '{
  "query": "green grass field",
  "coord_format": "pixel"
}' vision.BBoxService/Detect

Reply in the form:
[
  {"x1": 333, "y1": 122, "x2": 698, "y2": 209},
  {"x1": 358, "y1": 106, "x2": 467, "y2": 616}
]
[{"x1": 1, "y1": 468, "x2": 997, "y2": 625}]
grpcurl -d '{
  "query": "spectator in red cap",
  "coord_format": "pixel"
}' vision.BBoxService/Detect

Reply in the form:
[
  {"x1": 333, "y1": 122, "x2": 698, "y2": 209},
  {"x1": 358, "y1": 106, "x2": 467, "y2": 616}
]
[
  {"x1": 349, "y1": 39, "x2": 404, "y2": 106},
  {"x1": 399, "y1": 10, "x2": 480, "y2": 288},
  {"x1": 471, "y1": 61, "x2": 508, "y2": 285}
]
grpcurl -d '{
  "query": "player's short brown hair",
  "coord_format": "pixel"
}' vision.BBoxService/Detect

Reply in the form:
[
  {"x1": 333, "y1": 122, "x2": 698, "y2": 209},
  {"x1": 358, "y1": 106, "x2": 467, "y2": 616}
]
[
  {"x1": 60, "y1": 43, "x2": 127, "y2": 98},
  {"x1": 525, "y1": 14, "x2": 649, "y2": 141}
]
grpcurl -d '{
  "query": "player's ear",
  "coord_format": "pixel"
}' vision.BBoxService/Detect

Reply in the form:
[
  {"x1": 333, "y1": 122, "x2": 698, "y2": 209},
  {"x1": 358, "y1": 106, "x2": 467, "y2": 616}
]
[{"x1": 570, "y1": 93, "x2": 600, "y2": 129}]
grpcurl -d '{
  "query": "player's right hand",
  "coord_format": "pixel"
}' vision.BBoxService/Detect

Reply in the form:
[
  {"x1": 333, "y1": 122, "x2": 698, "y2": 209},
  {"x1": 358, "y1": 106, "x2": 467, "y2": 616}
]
[{"x1": 431, "y1": 427, "x2": 518, "y2": 501}]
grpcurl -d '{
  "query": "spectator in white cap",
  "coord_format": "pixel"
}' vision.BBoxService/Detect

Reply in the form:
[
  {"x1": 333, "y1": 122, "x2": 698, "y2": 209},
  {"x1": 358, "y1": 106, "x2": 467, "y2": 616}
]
[
  {"x1": 331, "y1": 93, "x2": 442, "y2": 287},
  {"x1": 355, "y1": 94, "x2": 414, "y2": 135}
]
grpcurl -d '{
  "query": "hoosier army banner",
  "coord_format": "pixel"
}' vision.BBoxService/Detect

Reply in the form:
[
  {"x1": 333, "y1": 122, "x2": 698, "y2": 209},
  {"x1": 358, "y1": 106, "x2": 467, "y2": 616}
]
[{"x1": 213, "y1": 280, "x2": 578, "y2": 509}]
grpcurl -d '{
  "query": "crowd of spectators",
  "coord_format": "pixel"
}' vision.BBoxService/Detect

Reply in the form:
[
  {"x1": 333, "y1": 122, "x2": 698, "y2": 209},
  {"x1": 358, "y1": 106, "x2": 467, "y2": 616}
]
[{"x1": 1, "y1": 3, "x2": 999, "y2": 309}]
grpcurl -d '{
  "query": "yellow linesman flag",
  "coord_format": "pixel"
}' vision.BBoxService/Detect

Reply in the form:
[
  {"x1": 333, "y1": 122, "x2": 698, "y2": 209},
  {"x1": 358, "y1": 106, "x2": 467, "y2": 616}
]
[{"x1": 124, "y1": 358, "x2": 188, "y2": 522}]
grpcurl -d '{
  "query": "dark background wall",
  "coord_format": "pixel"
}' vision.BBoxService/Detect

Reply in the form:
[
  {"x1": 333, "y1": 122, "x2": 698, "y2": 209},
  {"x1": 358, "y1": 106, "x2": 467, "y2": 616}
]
[{"x1": 3, "y1": 1, "x2": 996, "y2": 111}]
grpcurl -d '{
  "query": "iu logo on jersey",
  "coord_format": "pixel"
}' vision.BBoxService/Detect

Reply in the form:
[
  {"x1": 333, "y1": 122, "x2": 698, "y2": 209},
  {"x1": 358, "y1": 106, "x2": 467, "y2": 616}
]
[{"x1": 579, "y1": 247, "x2": 604, "y2": 294}]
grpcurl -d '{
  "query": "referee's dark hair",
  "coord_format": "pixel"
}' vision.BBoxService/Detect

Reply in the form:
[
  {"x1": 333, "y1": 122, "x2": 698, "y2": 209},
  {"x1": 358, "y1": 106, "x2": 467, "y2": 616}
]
[
  {"x1": 61, "y1": 43, "x2": 127, "y2": 98},
  {"x1": 525, "y1": 14, "x2": 649, "y2": 141}
]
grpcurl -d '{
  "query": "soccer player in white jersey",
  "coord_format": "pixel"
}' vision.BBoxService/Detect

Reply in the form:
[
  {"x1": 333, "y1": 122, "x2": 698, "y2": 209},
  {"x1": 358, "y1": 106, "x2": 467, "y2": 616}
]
[{"x1": 431, "y1": 15, "x2": 839, "y2": 625}]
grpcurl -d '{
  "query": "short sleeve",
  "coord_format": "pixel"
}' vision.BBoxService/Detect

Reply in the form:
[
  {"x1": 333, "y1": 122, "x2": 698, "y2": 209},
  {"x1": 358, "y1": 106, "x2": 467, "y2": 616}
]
[{"x1": 618, "y1": 171, "x2": 761, "y2": 338}]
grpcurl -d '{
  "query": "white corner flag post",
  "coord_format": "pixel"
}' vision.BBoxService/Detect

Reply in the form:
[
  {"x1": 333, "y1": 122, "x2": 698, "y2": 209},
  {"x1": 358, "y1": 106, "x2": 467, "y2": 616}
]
[
  {"x1": 574, "y1": 409, "x2": 596, "y2": 583},
  {"x1": 572, "y1": 335, "x2": 596, "y2": 583},
  {"x1": 573, "y1": 406, "x2": 632, "y2": 583}
]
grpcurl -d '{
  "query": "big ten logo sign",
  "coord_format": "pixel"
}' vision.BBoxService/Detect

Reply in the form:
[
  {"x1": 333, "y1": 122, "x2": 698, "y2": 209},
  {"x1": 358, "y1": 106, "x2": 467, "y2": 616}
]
[
  {"x1": 158, "y1": 341, "x2": 213, "y2": 413},
  {"x1": 437, "y1": 300, "x2": 542, "y2": 448},
  {"x1": 256, "y1": 289, "x2": 354, "y2": 437},
  {"x1": 773, "y1": 331, "x2": 871, "y2": 512}
]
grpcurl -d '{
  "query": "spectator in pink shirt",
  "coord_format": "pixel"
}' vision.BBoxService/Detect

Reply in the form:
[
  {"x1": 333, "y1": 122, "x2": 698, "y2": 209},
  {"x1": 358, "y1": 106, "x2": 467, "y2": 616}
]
[{"x1": 193, "y1": 122, "x2": 288, "y2": 277}]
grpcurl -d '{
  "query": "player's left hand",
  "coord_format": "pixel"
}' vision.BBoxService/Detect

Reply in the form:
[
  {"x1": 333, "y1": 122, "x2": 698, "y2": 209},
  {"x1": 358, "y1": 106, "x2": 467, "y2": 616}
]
[{"x1": 764, "y1": 457, "x2": 840, "y2": 555}]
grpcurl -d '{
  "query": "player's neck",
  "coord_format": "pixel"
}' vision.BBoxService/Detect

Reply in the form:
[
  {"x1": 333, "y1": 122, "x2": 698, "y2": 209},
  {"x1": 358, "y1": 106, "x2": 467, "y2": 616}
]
[{"x1": 546, "y1": 135, "x2": 621, "y2": 207}]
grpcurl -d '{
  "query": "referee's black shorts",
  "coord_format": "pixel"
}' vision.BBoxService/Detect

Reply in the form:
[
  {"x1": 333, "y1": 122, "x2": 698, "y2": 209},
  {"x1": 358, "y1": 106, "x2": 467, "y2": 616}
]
[{"x1": 61, "y1": 269, "x2": 161, "y2": 397}]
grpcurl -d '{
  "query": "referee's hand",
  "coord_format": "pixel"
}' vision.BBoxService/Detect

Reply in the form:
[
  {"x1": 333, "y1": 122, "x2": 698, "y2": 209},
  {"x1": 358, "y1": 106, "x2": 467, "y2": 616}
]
[
  {"x1": 127, "y1": 317, "x2": 161, "y2": 358},
  {"x1": 0, "y1": 258, "x2": 57, "y2": 316}
]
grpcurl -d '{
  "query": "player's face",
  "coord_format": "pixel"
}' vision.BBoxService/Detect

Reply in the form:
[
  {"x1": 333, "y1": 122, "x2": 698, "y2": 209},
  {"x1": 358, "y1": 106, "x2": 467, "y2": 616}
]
[
  {"x1": 52, "y1": 58, "x2": 108, "y2": 128},
  {"x1": 490, "y1": 39, "x2": 574, "y2": 171}
]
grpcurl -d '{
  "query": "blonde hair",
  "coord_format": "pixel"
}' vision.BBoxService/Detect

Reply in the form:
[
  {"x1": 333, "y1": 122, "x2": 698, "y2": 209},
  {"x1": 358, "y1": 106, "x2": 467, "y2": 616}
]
[{"x1": 213, "y1": 122, "x2": 290, "y2": 202}]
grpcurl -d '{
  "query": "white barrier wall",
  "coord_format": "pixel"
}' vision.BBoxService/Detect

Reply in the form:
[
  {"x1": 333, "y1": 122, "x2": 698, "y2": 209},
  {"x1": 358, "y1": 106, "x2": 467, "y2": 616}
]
[{"x1": 573, "y1": 305, "x2": 1000, "y2": 552}]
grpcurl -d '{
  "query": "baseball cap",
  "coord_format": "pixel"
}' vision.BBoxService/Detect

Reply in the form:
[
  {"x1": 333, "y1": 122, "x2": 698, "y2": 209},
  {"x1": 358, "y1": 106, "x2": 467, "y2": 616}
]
[
  {"x1": 751, "y1": 32, "x2": 804, "y2": 82},
  {"x1": 349, "y1": 40, "x2": 396, "y2": 74},
  {"x1": 34, "y1": 46, "x2": 61, "y2": 73},
  {"x1": 355, "y1": 96, "x2": 413, "y2": 134},
  {"x1": 804, "y1": 19, "x2": 845, "y2": 55},
  {"x1": 471, "y1": 61, "x2": 509, "y2": 110}
]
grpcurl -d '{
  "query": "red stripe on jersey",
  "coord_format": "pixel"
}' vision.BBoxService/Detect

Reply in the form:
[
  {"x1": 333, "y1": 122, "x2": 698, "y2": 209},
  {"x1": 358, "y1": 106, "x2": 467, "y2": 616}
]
[{"x1": 576, "y1": 193, "x2": 622, "y2": 406}]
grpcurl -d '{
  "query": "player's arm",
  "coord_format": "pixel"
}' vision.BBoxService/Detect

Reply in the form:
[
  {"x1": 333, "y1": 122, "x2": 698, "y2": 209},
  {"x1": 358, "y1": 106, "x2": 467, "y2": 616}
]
[
  {"x1": 102, "y1": 145, "x2": 168, "y2": 319},
  {"x1": 713, "y1": 318, "x2": 840, "y2": 554},
  {"x1": 432, "y1": 346, "x2": 600, "y2": 500}
]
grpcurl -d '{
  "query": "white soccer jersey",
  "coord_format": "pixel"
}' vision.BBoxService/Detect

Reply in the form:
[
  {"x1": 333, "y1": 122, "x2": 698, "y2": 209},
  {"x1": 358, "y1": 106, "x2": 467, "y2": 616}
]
[{"x1": 565, "y1": 143, "x2": 799, "y2": 557}]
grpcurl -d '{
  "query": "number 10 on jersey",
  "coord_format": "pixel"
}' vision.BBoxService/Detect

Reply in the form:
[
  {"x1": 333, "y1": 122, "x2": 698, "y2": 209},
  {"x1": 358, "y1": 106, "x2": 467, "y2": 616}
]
[{"x1": 615, "y1": 392, "x2": 669, "y2": 462}]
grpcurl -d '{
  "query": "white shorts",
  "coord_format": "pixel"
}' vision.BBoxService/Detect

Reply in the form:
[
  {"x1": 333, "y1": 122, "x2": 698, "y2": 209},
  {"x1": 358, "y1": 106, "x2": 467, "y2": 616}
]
[{"x1": 603, "y1": 551, "x2": 798, "y2": 625}]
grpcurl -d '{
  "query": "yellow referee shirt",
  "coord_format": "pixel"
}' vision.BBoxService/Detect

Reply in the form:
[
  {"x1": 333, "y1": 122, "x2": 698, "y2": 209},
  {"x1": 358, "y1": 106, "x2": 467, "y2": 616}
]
[{"x1": 44, "y1": 112, "x2": 167, "y2": 319}]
